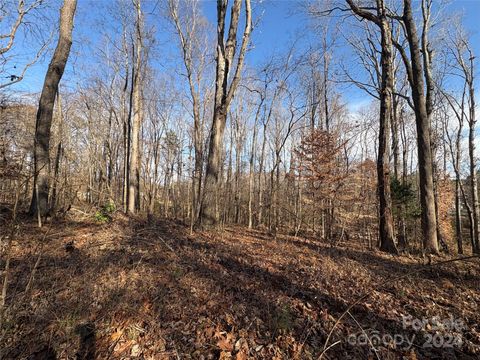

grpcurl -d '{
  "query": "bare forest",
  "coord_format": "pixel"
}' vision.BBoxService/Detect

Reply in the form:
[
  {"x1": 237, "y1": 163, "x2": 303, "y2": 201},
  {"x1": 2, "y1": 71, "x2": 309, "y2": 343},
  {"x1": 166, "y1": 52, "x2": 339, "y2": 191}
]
[{"x1": 0, "y1": 0, "x2": 479, "y2": 359}]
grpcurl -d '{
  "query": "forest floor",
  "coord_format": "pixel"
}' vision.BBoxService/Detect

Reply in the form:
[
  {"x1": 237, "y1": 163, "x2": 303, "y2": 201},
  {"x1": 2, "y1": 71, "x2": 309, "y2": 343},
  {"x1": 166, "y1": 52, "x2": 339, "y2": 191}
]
[{"x1": 0, "y1": 211, "x2": 479, "y2": 360}]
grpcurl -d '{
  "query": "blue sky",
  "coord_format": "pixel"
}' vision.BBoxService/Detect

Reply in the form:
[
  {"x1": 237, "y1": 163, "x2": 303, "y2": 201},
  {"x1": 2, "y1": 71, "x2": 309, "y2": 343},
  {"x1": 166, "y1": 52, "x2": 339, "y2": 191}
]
[{"x1": 3, "y1": 0, "x2": 480, "y2": 109}]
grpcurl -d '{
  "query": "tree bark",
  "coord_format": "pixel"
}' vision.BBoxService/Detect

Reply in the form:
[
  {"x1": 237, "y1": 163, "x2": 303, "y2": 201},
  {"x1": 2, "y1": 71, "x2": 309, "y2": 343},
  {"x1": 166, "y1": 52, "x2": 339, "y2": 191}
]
[
  {"x1": 128, "y1": 0, "x2": 143, "y2": 214},
  {"x1": 30, "y1": 0, "x2": 77, "y2": 217},
  {"x1": 377, "y1": 12, "x2": 398, "y2": 254},
  {"x1": 50, "y1": 93, "x2": 63, "y2": 212},
  {"x1": 168, "y1": 0, "x2": 205, "y2": 228},
  {"x1": 346, "y1": 0, "x2": 398, "y2": 253},
  {"x1": 455, "y1": 177, "x2": 463, "y2": 254},
  {"x1": 391, "y1": 94, "x2": 400, "y2": 180},
  {"x1": 200, "y1": 0, "x2": 252, "y2": 227},
  {"x1": 466, "y1": 53, "x2": 479, "y2": 253},
  {"x1": 248, "y1": 99, "x2": 262, "y2": 228},
  {"x1": 120, "y1": 23, "x2": 131, "y2": 213},
  {"x1": 401, "y1": 0, "x2": 438, "y2": 253}
]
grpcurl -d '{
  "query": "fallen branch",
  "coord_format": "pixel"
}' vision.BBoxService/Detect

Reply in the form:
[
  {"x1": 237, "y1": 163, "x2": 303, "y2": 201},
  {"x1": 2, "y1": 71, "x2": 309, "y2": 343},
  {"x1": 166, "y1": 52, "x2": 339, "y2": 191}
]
[
  {"x1": 318, "y1": 340, "x2": 341, "y2": 359},
  {"x1": 346, "y1": 310, "x2": 380, "y2": 360},
  {"x1": 0, "y1": 180, "x2": 21, "y2": 331},
  {"x1": 133, "y1": 227, "x2": 178, "y2": 254},
  {"x1": 23, "y1": 227, "x2": 52, "y2": 298}
]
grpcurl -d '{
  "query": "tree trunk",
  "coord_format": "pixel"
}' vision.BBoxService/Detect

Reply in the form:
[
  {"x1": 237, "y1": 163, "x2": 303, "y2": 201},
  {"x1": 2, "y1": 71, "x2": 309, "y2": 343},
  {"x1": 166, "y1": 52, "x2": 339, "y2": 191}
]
[
  {"x1": 455, "y1": 177, "x2": 463, "y2": 254},
  {"x1": 445, "y1": 102, "x2": 466, "y2": 254},
  {"x1": 391, "y1": 94, "x2": 400, "y2": 180},
  {"x1": 192, "y1": 107, "x2": 203, "y2": 226},
  {"x1": 467, "y1": 59, "x2": 479, "y2": 253},
  {"x1": 200, "y1": 0, "x2": 251, "y2": 227},
  {"x1": 377, "y1": 13, "x2": 398, "y2": 254},
  {"x1": 402, "y1": 0, "x2": 438, "y2": 253},
  {"x1": 234, "y1": 114, "x2": 242, "y2": 224},
  {"x1": 226, "y1": 125, "x2": 233, "y2": 222},
  {"x1": 202, "y1": 109, "x2": 227, "y2": 225},
  {"x1": 322, "y1": 35, "x2": 330, "y2": 133},
  {"x1": 345, "y1": 0, "x2": 398, "y2": 254},
  {"x1": 274, "y1": 150, "x2": 280, "y2": 236},
  {"x1": 248, "y1": 111, "x2": 259, "y2": 229},
  {"x1": 30, "y1": 0, "x2": 77, "y2": 217},
  {"x1": 128, "y1": 0, "x2": 143, "y2": 214},
  {"x1": 168, "y1": 0, "x2": 205, "y2": 228},
  {"x1": 257, "y1": 120, "x2": 267, "y2": 227},
  {"x1": 50, "y1": 93, "x2": 63, "y2": 212}
]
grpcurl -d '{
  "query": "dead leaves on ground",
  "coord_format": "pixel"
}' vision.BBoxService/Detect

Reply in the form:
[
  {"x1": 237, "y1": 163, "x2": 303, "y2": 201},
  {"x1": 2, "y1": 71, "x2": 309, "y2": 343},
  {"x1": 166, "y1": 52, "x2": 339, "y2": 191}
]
[{"x1": 0, "y1": 216, "x2": 479, "y2": 359}]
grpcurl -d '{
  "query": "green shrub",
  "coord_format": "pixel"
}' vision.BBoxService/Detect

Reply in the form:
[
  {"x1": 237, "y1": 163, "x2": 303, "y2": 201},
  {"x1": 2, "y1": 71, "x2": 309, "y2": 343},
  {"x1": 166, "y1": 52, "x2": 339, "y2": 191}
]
[
  {"x1": 103, "y1": 200, "x2": 116, "y2": 213},
  {"x1": 94, "y1": 210, "x2": 111, "y2": 223},
  {"x1": 391, "y1": 179, "x2": 421, "y2": 218},
  {"x1": 94, "y1": 200, "x2": 116, "y2": 223}
]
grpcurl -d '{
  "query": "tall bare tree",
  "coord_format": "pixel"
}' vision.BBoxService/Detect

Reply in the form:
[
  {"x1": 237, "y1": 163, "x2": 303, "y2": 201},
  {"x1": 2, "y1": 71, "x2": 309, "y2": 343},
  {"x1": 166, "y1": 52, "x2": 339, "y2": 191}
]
[
  {"x1": 128, "y1": 0, "x2": 143, "y2": 214},
  {"x1": 393, "y1": 0, "x2": 438, "y2": 253},
  {"x1": 168, "y1": 0, "x2": 210, "y2": 229},
  {"x1": 441, "y1": 27, "x2": 479, "y2": 254},
  {"x1": 456, "y1": 38, "x2": 479, "y2": 254},
  {"x1": 200, "y1": 0, "x2": 252, "y2": 227},
  {"x1": 346, "y1": 0, "x2": 398, "y2": 254},
  {"x1": 30, "y1": 0, "x2": 77, "y2": 217}
]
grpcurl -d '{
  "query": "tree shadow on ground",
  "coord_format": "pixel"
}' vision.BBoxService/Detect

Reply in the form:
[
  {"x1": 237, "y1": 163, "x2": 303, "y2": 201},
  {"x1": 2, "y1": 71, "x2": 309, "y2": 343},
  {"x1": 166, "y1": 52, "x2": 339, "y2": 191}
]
[
  {"x1": 278, "y1": 235, "x2": 480, "y2": 292},
  {"x1": 1, "y1": 217, "x2": 478, "y2": 359}
]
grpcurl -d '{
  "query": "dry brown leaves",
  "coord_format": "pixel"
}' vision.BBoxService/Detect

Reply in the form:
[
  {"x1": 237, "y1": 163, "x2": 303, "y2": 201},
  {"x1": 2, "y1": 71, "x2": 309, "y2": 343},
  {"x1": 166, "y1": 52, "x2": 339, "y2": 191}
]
[{"x1": 0, "y1": 213, "x2": 479, "y2": 359}]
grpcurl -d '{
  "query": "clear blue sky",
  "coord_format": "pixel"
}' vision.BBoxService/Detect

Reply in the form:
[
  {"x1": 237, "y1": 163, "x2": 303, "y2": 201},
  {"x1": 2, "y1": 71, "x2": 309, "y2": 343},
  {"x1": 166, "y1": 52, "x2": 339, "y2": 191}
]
[{"x1": 4, "y1": 0, "x2": 480, "y2": 107}]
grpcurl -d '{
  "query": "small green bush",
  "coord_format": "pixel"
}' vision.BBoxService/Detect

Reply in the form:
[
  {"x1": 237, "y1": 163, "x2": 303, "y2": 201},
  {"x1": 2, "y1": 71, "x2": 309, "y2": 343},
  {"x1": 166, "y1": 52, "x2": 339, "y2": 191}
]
[
  {"x1": 391, "y1": 179, "x2": 421, "y2": 218},
  {"x1": 94, "y1": 211, "x2": 111, "y2": 223},
  {"x1": 94, "y1": 200, "x2": 116, "y2": 223},
  {"x1": 103, "y1": 200, "x2": 116, "y2": 213}
]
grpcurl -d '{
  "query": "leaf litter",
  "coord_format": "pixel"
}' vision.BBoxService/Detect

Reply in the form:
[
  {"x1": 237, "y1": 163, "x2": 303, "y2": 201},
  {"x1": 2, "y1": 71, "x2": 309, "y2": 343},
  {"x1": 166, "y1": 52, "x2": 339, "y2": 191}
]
[{"x1": 0, "y1": 213, "x2": 479, "y2": 359}]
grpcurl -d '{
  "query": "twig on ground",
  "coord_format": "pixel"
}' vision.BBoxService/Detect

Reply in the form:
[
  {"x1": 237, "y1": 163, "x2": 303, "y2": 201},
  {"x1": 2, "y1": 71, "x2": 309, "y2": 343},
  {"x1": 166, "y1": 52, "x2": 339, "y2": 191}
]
[
  {"x1": 318, "y1": 340, "x2": 341, "y2": 359},
  {"x1": 132, "y1": 226, "x2": 178, "y2": 255},
  {"x1": 0, "y1": 179, "x2": 21, "y2": 331},
  {"x1": 321, "y1": 254, "x2": 480, "y2": 355},
  {"x1": 23, "y1": 227, "x2": 51, "y2": 298},
  {"x1": 347, "y1": 310, "x2": 381, "y2": 360}
]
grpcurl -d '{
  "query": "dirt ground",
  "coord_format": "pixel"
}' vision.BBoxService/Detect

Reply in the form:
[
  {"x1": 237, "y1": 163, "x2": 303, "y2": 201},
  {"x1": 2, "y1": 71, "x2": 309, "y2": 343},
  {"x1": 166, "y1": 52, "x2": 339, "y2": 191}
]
[{"x1": 0, "y1": 212, "x2": 479, "y2": 359}]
